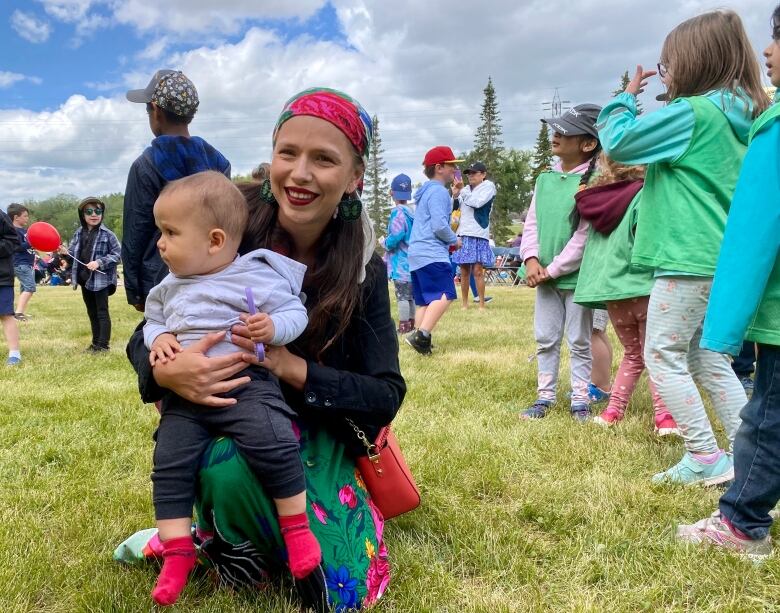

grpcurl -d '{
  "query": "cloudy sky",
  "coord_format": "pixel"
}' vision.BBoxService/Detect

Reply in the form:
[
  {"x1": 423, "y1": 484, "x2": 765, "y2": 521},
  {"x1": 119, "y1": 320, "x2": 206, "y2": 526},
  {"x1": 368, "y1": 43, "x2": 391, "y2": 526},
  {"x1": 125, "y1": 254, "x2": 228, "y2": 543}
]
[{"x1": 0, "y1": 0, "x2": 773, "y2": 203}]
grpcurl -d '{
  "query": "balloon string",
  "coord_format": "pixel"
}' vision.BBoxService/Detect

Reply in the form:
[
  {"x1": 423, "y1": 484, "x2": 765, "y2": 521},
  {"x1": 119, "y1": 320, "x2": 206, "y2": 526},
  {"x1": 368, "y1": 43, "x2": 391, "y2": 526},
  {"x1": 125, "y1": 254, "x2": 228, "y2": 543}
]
[{"x1": 67, "y1": 251, "x2": 107, "y2": 275}]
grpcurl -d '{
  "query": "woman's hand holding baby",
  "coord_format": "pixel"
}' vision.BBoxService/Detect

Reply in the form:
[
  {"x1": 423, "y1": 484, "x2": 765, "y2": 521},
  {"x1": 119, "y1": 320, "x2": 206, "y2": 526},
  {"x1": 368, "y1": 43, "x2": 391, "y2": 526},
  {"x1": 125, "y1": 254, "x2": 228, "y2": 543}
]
[
  {"x1": 152, "y1": 332, "x2": 251, "y2": 407},
  {"x1": 246, "y1": 312, "x2": 275, "y2": 344},
  {"x1": 149, "y1": 333, "x2": 183, "y2": 366}
]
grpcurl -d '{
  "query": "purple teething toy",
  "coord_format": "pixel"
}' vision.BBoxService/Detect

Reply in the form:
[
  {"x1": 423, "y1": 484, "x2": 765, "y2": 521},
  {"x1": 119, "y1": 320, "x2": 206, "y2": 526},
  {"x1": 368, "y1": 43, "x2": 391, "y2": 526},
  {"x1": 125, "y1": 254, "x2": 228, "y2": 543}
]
[{"x1": 245, "y1": 287, "x2": 266, "y2": 361}]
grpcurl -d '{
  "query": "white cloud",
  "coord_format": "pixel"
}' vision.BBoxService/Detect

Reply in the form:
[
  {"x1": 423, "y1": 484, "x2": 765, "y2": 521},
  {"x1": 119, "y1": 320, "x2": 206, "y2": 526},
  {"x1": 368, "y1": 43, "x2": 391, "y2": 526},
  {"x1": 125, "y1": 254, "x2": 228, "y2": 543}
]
[
  {"x1": 10, "y1": 10, "x2": 52, "y2": 43},
  {"x1": 0, "y1": 72, "x2": 42, "y2": 88},
  {"x1": 113, "y1": 0, "x2": 325, "y2": 34},
  {"x1": 36, "y1": 0, "x2": 326, "y2": 35},
  {"x1": 1, "y1": 0, "x2": 776, "y2": 203}
]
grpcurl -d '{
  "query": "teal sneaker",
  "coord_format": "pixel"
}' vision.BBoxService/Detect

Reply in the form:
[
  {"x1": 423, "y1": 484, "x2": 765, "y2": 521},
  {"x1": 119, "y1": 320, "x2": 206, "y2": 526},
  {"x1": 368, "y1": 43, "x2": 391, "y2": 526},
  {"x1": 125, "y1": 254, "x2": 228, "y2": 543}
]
[
  {"x1": 676, "y1": 510, "x2": 772, "y2": 561},
  {"x1": 652, "y1": 451, "x2": 734, "y2": 486}
]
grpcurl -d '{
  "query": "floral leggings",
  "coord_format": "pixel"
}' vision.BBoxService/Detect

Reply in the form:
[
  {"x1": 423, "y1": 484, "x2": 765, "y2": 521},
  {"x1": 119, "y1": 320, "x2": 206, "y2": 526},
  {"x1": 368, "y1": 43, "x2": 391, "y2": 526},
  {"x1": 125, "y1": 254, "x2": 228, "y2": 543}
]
[
  {"x1": 605, "y1": 297, "x2": 672, "y2": 422},
  {"x1": 195, "y1": 428, "x2": 390, "y2": 612},
  {"x1": 644, "y1": 277, "x2": 745, "y2": 453}
]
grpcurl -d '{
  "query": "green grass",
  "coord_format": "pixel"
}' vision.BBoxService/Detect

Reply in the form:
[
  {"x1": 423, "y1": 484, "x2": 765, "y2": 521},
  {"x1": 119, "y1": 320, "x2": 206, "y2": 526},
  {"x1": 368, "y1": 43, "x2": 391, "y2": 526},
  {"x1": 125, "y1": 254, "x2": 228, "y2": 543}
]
[{"x1": 2, "y1": 285, "x2": 780, "y2": 612}]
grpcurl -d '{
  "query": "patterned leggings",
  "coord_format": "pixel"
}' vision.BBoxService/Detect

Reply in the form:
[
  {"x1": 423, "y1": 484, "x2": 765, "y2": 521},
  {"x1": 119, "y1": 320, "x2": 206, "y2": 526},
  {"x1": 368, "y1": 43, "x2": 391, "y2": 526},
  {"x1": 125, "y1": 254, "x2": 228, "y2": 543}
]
[
  {"x1": 605, "y1": 297, "x2": 671, "y2": 420},
  {"x1": 644, "y1": 277, "x2": 745, "y2": 453}
]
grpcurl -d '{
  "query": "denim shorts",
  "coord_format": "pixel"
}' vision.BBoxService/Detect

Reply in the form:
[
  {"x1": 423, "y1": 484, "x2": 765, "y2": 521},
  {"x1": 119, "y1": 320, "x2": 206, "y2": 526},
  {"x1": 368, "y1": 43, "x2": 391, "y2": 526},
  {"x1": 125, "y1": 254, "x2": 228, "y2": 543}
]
[
  {"x1": 14, "y1": 264, "x2": 36, "y2": 293},
  {"x1": 0, "y1": 286, "x2": 13, "y2": 315}
]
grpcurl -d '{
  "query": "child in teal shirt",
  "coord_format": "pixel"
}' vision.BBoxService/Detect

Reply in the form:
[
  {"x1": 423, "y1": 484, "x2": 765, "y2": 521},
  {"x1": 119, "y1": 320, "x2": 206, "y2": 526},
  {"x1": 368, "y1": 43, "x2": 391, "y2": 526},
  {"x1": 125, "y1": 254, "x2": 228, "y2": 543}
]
[{"x1": 676, "y1": 5, "x2": 780, "y2": 558}]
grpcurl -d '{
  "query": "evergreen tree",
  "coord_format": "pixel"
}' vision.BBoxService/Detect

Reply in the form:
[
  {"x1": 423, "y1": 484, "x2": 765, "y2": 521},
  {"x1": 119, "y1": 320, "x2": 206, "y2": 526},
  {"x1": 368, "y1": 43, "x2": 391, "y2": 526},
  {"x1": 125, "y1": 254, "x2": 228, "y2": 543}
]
[
  {"x1": 530, "y1": 122, "x2": 553, "y2": 187},
  {"x1": 473, "y1": 77, "x2": 504, "y2": 168},
  {"x1": 471, "y1": 77, "x2": 511, "y2": 240},
  {"x1": 613, "y1": 70, "x2": 642, "y2": 114},
  {"x1": 362, "y1": 115, "x2": 390, "y2": 242}
]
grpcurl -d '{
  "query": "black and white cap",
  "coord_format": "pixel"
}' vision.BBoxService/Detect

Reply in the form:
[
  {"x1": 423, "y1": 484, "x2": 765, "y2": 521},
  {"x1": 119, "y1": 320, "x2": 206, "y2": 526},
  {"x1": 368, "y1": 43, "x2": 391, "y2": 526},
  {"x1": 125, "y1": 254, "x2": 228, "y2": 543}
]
[{"x1": 542, "y1": 103, "x2": 602, "y2": 138}]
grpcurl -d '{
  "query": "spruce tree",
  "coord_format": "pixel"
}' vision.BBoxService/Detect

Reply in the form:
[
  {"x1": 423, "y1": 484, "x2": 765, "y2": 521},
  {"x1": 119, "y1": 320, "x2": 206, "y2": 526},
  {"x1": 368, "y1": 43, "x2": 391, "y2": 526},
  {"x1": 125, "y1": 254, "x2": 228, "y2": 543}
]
[
  {"x1": 613, "y1": 70, "x2": 642, "y2": 114},
  {"x1": 471, "y1": 77, "x2": 511, "y2": 240},
  {"x1": 363, "y1": 115, "x2": 390, "y2": 243},
  {"x1": 473, "y1": 76, "x2": 504, "y2": 168},
  {"x1": 530, "y1": 122, "x2": 553, "y2": 187}
]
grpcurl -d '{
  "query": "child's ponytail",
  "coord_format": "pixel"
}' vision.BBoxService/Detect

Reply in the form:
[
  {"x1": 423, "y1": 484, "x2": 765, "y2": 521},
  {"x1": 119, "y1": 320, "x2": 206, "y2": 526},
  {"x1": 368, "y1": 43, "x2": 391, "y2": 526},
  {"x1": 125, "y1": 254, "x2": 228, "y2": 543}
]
[{"x1": 570, "y1": 146, "x2": 601, "y2": 231}]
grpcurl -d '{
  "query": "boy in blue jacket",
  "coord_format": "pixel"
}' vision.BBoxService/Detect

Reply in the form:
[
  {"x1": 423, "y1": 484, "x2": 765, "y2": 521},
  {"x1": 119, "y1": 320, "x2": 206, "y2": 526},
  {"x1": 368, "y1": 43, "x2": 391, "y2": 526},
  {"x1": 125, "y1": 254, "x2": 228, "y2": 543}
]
[{"x1": 677, "y1": 7, "x2": 780, "y2": 558}]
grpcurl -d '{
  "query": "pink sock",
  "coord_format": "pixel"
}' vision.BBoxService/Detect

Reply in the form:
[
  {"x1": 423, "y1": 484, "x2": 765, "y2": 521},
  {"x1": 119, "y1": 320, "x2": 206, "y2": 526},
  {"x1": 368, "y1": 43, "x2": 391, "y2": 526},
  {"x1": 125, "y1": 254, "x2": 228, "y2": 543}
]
[
  {"x1": 151, "y1": 536, "x2": 197, "y2": 606},
  {"x1": 279, "y1": 513, "x2": 322, "y2": 579},
  {"x1": 692, "y1": 450, "x2": 724, "y2": 464}
]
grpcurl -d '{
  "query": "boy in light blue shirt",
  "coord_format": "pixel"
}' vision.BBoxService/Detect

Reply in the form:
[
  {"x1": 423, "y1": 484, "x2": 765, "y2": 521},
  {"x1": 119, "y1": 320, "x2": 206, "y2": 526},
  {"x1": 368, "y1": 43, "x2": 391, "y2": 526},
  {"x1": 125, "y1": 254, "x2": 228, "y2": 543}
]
[{"x1": 405, "y1": 146, "x2": 462, "y2": 355}]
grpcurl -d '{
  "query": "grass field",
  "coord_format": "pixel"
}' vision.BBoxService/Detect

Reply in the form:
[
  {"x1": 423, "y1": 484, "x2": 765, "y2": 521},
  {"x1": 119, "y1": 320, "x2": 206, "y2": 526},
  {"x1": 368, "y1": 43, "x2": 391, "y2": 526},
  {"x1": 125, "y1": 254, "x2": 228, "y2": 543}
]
[{"x1": 2, "y1": 284, "x2": 779, "y2": 612}]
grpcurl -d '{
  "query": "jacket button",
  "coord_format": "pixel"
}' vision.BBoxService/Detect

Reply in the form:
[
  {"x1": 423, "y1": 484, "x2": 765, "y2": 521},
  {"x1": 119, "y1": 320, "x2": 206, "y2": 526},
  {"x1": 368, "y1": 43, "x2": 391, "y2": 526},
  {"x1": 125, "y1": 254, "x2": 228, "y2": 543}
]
[
  {"x1": 305, "y1": 392, "x2": 317, "y2": 404},
  {"x1": 324, "y1": 399, "x2": 333, "y2": 407}
]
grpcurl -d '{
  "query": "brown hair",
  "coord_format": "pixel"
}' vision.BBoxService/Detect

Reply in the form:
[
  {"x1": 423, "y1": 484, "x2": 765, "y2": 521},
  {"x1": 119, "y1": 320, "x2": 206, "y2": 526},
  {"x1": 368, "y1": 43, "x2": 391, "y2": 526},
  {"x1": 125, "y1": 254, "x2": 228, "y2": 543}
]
[
  {"x1": 661, "y1": 10, "x2": 770, "y2": 117},
  {"x1": 590, "y1": 152, "x2": 645, "y2": 188},
  {"x1": 237, "y1": 175, "x2": 369, "y2": 361},
  {"x1": 251, "y1": 162, "x2": 271, "y2": 182},
  {"x1": 423, "y1": 165, "x2": 436, "y2": 179},
  {"x1": 7, "y1": 203, "x2": 28, "y2": 220},
  {"x1": 160, "y1": 171, "x2": 248, "y2": 242}
]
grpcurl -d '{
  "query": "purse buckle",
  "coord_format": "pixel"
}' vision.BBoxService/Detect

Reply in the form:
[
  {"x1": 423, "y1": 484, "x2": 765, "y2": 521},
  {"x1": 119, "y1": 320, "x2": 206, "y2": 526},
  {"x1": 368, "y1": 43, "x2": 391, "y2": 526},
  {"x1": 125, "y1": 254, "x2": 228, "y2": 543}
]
[{"x1": 367, "y1": 445, "x2": 381, "y2": 464}]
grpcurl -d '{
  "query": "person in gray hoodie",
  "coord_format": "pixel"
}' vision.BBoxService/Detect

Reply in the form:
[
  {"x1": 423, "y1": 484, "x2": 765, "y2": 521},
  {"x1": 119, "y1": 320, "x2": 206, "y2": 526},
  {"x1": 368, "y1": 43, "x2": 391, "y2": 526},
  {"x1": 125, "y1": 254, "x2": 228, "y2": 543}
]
[
  {"x1": 405, "y1": 146, "x2": 462, "y2": 354},
  {"x1": 142, "y1": 172, "x2": 317, "y2": 606},
  {"x1": 123, "y1": 69, "x2": 231, "y2": 312}
]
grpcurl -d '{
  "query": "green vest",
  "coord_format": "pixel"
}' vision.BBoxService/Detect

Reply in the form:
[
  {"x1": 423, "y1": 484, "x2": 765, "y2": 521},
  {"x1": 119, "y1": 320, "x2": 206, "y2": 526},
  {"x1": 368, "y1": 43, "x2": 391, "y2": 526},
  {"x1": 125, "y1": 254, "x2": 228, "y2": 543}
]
[
  {"x1": 631, "y1": 96, "x2": 746, "y2": 276},
  {"x1": 746, "y1": 104, "x2": 780, "y2": 346},
  {"x1": 535, "y1": 171, "x2": 582, "y2": 290},
  {"x1": 574, "y1": 191, "x2": 654, "y2": 309}
]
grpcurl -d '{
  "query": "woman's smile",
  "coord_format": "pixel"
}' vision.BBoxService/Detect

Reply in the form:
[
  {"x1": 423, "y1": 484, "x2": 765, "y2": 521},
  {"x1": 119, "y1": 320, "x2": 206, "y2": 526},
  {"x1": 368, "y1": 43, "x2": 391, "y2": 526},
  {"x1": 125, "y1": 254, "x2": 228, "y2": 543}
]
[{"x1": 284, "y1": 186, "x2": 319, "y2": 206}]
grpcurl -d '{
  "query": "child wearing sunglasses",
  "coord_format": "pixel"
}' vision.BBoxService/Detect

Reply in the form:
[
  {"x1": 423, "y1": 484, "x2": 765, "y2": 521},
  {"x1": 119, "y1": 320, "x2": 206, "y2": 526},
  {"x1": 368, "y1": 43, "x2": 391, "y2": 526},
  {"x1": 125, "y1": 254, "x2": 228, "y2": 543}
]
[
  {"x1": 68, "y1": 197, "x2": 121, "y2": 352},
  {"x1": 141, "y1": 171, "x2": 319, "y2": 606}
]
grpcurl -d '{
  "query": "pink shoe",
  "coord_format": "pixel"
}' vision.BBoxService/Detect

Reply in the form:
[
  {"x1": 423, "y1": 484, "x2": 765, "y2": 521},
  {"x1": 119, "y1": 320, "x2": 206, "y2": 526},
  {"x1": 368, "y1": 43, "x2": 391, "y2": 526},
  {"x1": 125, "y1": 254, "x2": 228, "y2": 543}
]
[
  {"x1": 654, "y1": 413, "x2": 680, "y2": 437},
  {"x1": 593, "y1": 407, "x2": 623, "y2": 426}
]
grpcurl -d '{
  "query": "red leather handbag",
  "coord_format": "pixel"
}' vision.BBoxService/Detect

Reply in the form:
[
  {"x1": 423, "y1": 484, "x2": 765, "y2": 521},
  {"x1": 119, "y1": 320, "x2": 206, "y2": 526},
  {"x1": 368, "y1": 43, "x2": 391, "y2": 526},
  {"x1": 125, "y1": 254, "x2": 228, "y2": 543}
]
[{"x1": 347, "y1": 420, "x2": 421, "y2": 520}]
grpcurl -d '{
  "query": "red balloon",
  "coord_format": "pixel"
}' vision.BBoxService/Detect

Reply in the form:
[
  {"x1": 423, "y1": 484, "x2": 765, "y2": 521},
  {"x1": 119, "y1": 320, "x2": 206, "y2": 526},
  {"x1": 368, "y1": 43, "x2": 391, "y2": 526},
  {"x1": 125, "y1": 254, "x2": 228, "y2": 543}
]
[{"x1": 27, "y1": 222, "x2": 62, "y2": 252}]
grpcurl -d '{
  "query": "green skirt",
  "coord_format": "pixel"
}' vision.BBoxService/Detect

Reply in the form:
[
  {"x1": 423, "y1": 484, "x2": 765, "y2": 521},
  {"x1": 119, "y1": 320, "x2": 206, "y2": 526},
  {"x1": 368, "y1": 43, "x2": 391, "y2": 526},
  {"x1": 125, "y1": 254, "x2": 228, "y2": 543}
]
[{"x1": 195, "y1": 425, "x2": 390, "y2": 611}]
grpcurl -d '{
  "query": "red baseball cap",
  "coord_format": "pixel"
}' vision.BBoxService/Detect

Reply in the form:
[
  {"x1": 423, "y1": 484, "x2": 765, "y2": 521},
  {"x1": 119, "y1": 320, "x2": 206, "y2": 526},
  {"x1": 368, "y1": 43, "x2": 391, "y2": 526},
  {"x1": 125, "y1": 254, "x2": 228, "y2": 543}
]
[{"x1": 422, "y1": 146, "x2": 464, "y2": 167}]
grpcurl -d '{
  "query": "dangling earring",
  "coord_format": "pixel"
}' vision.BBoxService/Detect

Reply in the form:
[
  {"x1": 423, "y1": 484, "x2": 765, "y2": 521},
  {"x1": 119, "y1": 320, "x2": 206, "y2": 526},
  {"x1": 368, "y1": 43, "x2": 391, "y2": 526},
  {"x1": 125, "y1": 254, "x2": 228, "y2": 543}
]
[
  {"x1": 337, "y1": 191, "x2": 362, "y2": 222},
  {"x1": 260, "y1": 179, "x2": 277, "y2": 206}
]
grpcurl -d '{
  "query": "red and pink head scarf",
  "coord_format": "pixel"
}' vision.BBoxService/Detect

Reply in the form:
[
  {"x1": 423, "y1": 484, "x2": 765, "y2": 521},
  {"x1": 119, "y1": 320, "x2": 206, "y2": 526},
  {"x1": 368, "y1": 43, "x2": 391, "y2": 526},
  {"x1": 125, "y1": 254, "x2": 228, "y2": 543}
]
[{"x1": 273, "y1": 88, "x2": 373, "y2": 163}]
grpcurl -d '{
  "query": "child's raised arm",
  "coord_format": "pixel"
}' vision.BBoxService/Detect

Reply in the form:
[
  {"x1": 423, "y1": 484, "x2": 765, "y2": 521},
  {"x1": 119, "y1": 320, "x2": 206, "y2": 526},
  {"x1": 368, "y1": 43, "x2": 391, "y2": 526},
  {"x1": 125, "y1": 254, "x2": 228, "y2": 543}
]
[{"x1": 597, "y1": 67, "x2": 696, "y2": 166}]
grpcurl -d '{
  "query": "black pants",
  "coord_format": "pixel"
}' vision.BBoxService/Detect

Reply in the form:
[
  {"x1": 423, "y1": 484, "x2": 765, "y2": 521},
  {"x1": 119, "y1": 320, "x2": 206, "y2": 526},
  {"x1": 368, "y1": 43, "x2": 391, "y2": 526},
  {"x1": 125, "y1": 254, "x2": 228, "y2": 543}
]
[
  {"x1": 80, "y1": 286, "x2": 111, "y2": 349},
  {"x1": 732, "y1": 341, "x2": 756, "y2": 378},
  {"x1": 721, "y1": 343, "x2": 780, "y2": 539},
  {"x1": 152, "y1": 370, "x2": 304, "y2": 520}
]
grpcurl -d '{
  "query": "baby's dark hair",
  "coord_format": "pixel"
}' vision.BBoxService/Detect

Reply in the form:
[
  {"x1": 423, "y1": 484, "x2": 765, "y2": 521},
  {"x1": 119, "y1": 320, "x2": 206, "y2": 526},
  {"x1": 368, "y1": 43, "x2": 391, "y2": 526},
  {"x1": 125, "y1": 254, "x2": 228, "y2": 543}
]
[
  {"x1": 773, "y1": 3, "x2": 780, "y2": 38},
  {"x1": 159, "y1": 171, "x2": 248, "y2": 241}
]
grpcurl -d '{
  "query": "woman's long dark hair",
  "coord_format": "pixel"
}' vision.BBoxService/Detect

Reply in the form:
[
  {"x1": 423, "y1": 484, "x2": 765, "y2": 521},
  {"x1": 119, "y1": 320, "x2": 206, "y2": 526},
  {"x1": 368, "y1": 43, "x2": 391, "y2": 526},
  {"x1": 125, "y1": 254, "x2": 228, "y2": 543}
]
[{"x1": 238, "y1": 181, "x2": 369, "y2": 361}]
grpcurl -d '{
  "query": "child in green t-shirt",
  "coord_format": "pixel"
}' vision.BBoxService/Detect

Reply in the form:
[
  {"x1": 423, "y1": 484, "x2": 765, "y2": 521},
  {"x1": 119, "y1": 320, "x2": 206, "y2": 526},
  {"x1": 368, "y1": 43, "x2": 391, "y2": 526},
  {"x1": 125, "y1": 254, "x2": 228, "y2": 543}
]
[
  {"x1": 597, "y1": 9, "x2": 769, "y2": 486},
  {"x1": 518, "y1": 103, "x2": 601, "y2": 422},
  {"x1": 574, "y1": 154, "x2": 678, "y2": 436}
]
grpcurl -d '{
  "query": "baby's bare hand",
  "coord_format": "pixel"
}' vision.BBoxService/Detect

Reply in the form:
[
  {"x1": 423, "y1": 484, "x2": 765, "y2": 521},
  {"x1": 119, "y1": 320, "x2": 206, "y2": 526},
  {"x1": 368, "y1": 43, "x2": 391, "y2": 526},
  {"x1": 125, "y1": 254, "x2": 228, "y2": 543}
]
[{"x1": 246, "y1": 313, "x2": 275, "y2": 344}]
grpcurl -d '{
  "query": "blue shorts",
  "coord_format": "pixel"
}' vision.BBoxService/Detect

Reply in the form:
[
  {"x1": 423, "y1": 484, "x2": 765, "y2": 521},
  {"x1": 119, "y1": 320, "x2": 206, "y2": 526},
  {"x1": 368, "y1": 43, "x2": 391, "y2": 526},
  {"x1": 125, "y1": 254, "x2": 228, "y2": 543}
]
[
  {"x1": 14, "y1": 264, "x2": 36, "y2": 293},
  {"x1": 0, "y1": 286, "x2": 13, "y2": 316},
  {"x1": 411, "y1": 262, "x2": 456, "y2": 306}
]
